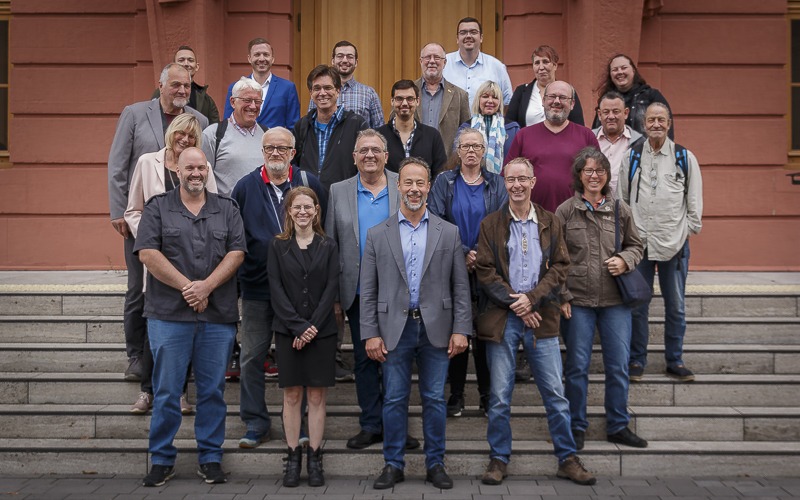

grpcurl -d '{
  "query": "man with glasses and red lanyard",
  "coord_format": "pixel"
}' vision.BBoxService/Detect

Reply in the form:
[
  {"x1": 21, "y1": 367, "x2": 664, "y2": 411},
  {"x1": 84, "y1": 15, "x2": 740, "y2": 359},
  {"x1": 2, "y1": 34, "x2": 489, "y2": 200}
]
[{"x1": 231, "y1": 126, "x2": 326, "y2": 449}]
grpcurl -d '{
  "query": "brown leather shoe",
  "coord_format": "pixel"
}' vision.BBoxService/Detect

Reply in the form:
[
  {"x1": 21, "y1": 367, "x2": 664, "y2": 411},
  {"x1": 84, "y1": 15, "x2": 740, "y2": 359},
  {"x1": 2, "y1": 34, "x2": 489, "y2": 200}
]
[
  {"x1": 556, "y1": 455, "x2": 596, "y2": 485},
  {"x1": 481, "y1": 458, "x2": 508, "y2": 485}
]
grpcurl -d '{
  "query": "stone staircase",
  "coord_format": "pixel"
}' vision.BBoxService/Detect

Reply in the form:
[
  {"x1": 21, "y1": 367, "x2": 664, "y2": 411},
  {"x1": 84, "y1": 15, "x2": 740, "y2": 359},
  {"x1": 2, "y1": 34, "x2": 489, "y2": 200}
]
[{"x1": 0, "y1": 273, "x2": 799, "y2": 478}]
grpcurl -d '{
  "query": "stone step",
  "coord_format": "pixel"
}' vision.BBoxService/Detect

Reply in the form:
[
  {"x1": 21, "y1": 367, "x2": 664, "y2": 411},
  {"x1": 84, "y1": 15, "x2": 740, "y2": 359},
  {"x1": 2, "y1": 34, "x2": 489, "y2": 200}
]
[
  {"x1": 1, "y1": 343, "x2": 798, "y2": 375},
  {"x1": 1, "y1": 315, "x2": 799, "y2": 345},
  {"x1": 2, "y1": 291, "x2": 797, "y2": 318},
  {"x1": 0, "y1": 404, "x2": 796, "y2": 443},
  {"x1": 2, "y1": 372, "x2": 799, "y2": 407},
  {"x1": 0, "y1": 438, "x2": 797, "y2": 476}
]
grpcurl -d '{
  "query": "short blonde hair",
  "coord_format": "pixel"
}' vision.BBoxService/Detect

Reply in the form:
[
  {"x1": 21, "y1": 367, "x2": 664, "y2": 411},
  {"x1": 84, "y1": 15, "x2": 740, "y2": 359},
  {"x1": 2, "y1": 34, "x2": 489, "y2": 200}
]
[
  {"x1": 471, "y1": 80, "x2": 504, "y2": 116},
  {"x1": 165, "y1": 113, "x2": 203, "y2": 150}
]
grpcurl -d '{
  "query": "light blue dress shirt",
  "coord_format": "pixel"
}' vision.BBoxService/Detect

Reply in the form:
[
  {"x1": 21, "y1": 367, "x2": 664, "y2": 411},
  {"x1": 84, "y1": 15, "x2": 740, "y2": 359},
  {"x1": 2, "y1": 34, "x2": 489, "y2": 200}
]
[
  {"x1": 442, "y1": 51, "x2": 513, "y2": 107},
  {"x1": 398, "y1": 209, "x2": 429, "y2": 309}
]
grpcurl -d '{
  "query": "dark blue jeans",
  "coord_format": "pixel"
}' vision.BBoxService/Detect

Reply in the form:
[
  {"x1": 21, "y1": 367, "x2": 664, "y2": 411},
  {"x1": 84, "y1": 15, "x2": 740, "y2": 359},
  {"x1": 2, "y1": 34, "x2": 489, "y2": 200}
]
[
  {"x1": 348, "y1": 298, "x2": 383, "y2": 434},
  {"x1": 382, "y1": 317, "x2": 449, "y2": 470},
  {"x1": 630, "y1": 240, "x2": 690, "y2": 369}
]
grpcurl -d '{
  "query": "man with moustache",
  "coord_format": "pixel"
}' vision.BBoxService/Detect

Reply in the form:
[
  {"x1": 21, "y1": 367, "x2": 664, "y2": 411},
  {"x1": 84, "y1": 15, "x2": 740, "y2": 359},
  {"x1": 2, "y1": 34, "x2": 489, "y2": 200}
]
[
  {"x1": 109, "y1": 63, "x2": 209, "y2": 383},
  {"x1": 442, "y1": 17, "x2": 513, "y2": 107},
  {"x1": 377, "y1": 79, "x2": 447, "y2": 177},
  {"x1": 618, "y1": 103, "x2": 703, "y2": 383},
  {"x1": 152, "y1": 46, "x2": 219, "y2": 123},
  {"x1": 415, "y1": 42, "x2": 471, "y2": 157},
  {"x1": 203, "y1": 78, "x2": 268, "y2": 196},
  {"x1": 593, "y1": 91, "x2": 642, "y2": 193},
  {"x1": 360, "y1": 158, "x2": 471, "y2": 490},
  {"x1": 135, "y1": 147, "x2": 245, "y2": 486},
  {"x1": 232, "y1": 127, "x2": 325, "y2": 449},
  {"x1": 326, "y1": 129, "x2": 421, "y2": 451},
  {"x1": 223, "y1": 37, "x2": 300, "y2": 129},
  {"x1": 475, "y1": 157, "x2": 595, "y2": 486},
  {"x1": 294, "y1": 65, "x2": 368, "y2": 191},
  {"x1": 505, "y1": 80, "x2": 599, "y2": 212}
]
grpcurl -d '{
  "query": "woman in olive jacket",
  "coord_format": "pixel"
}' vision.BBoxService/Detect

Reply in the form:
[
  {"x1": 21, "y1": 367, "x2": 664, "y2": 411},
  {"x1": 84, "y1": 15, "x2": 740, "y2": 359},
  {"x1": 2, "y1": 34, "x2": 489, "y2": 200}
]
[{"x1": 555, "y1": 147, "x2": 646, "y2": 451}]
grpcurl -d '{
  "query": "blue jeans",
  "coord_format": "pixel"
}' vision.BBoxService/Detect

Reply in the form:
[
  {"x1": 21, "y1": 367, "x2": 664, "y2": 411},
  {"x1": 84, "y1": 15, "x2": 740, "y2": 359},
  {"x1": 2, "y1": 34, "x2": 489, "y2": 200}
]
[
  {"x1": 382, "y1": 317, "x2": 448, "y2": 470},
  {"x1": 562, "y1": 305, "x2": 631, "y2": 435},
  {"x1": 486, "y1": 313, "x2": 575, "y2": 462},
  {"x1": 631, "y1": 240, "x2": 689, "y2": 369},
  {"x1": 348, "y1": 298, "x2": 382, "y2": 434},
  {"x1": 148, "y1": 319, "x2": 236, "y2": 466},
  {"x1": 239, "y1": 299, "x2": 275, "y2": 435}
]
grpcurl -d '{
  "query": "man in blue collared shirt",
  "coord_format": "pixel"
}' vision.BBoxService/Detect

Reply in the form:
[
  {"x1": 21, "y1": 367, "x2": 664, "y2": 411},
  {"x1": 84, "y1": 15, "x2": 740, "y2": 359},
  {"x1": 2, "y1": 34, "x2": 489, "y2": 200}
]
[
  {"x1": 360, "y1": 157, "x2": 471, "y2": 490},
  {"x1": 442, "y1": 17, "x2": 513, "y2": 107}
]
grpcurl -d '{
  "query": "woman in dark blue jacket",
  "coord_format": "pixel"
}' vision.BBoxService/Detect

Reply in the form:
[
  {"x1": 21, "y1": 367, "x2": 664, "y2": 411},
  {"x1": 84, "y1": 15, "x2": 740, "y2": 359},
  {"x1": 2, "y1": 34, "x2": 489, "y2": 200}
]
[{"x1": 428, "y1": 128, "x2": 507, "y2": 418}]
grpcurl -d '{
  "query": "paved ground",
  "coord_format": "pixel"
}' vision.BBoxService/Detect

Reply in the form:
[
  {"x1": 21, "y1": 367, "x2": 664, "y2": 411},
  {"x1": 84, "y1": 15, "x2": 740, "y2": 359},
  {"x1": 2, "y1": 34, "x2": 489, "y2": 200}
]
[{"x1": 2, "y1": 475, "x2": 800, "y2": 500}]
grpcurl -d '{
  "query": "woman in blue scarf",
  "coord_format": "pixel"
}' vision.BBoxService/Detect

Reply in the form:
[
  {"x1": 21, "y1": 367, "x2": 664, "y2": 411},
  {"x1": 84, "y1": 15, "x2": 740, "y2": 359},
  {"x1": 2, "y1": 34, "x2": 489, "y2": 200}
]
[{"x1": 455, "y1": 80, "x2": 519, "y2": 174}]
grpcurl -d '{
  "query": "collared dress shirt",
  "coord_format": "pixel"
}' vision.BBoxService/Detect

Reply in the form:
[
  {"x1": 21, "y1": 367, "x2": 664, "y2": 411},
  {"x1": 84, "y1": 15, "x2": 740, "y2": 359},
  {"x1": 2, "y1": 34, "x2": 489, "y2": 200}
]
[
  {"x1": 442, "y1": 51, "x2": 513, "y2": 106},
  {"x1": 398, "y1": 209, "x2": 429, "y2": 309},
  {"x1": 507, "y1": 203, "x2": 542, "y2": 294}
]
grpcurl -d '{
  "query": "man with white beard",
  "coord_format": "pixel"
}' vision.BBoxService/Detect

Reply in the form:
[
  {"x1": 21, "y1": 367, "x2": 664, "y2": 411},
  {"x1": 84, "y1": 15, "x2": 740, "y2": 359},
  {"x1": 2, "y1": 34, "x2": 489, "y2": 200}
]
[{"x1": 231, "y1": 127, "x2": 326, "y2": 449}]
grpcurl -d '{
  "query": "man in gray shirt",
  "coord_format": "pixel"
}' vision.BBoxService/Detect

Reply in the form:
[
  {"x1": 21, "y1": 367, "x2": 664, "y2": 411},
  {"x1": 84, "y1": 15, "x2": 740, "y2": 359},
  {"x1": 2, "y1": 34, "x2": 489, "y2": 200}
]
[
  {"x1": 202, "y1": 77, "x2": 266, "y2": 195},
  {"x1": 135, "y1": 147, "x2": 245, "y2": 487},
  {"x1": 618, "y1": 102, "x2": 703, "y2": 383}
]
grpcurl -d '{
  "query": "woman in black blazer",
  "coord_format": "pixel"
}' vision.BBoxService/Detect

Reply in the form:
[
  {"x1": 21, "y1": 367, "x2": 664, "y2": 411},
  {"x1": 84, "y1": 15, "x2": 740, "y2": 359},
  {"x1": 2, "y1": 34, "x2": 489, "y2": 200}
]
[
  {"x1": 268, "y1": 187, "x2": 339, "y2": 488},
  {"x1": 506, "y1": 45, "x2": 585, "y2": 127}
]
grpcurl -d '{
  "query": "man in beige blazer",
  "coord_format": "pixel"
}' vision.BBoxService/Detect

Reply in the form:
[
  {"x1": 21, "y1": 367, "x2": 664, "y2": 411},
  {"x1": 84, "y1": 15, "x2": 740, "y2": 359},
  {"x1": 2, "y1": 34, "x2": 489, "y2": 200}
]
[{"x1": 415, "y1": 43, "x2": 471, "y2": 154}]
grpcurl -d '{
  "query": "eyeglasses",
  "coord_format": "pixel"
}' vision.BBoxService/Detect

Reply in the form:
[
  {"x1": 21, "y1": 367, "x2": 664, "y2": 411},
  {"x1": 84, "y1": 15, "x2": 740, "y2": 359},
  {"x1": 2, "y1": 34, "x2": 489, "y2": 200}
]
[
  {"x1": 311, "y1": 85, "x2": 336, "y2": 94},
  {"x1": 458, "y1": 144, "x2": 485, "y2": 152},
  {"x1": 234, "y1": 97, "x2": 263, "y2": 107},
  {"x1": 290, "y1": 204, "x2": 315, "y2": 212},
  {"x1": 333, "y1": 53, "x2": 356, "y2": 61},
  {"x1": 543, "y1": 94, "x2": 573, "y2": 102},
  {"x1": 392, "y1": 96, "x2": 417, "y2": 104},
  {"x1": 458, "y1": 29, "x2": 480, "y2": 36},
  {"x1": 504, "y1": 176, "x2": 533, "y2": 184},
  {"x1": 582, "y1": 168, "x2": 608, "y2": 177},
  {"x1": 356, "y1": 147, "x2": 385, "y2": 156},
  {"x1": 420, "y1": 55, "x2": 445, "y2": 62},
  {"x1": 263, "y1": 145, "x2": 293, "y2": 155}
]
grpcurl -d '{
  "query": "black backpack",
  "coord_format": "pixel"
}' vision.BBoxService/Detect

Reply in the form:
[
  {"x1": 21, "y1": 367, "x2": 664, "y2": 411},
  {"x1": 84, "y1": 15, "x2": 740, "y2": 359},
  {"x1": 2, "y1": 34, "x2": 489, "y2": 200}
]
[{"x1": 627, "y1": 137, "x2": 689, "y2": 202}]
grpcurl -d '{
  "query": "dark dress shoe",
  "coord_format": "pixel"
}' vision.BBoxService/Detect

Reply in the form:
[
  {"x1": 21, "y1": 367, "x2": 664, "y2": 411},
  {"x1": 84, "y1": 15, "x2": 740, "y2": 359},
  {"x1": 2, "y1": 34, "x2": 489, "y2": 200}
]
[
  {"x1": 373, "y1": 464, "x2": 404, "y2": 489},
  {"x1": 405, "y1": 435, "x2": 420, "y2": 450},
  {"x1": 426, "y1": 464, "x2": 453, "y2": 489},
  {"x1": 347, "y1": 430, "x2": 382, "y2": 449},
  {"x1": 572, "y1": 429, "x2": 585, "y2": 450},
  {"x1": 607, "y1": 427, "x2": 648, "y2": 448}
]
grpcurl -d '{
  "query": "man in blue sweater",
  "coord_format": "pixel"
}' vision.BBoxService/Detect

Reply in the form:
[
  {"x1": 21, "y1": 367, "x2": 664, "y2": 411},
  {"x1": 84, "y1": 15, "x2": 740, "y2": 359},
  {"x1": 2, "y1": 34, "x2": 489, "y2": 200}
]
[{"x1": 231, "y1": 126, "x2": 325, "y2": 448}]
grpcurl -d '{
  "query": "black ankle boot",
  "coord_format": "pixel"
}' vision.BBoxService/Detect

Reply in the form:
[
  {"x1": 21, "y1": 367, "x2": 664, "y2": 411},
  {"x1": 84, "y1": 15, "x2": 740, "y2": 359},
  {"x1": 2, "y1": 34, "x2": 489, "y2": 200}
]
[
  {"x1": 307, "y1": 446, "x2": 325, "y2": 487},
  {"x1": 282, "y1": 446, "x2": 302, "y2": 487}
]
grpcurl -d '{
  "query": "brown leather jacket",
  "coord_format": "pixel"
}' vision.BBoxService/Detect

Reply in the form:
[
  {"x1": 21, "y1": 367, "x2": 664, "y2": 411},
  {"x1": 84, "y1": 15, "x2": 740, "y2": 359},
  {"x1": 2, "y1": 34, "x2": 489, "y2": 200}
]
[{"x1": 475, "y1": 203, "x2": 570, "y2": 342}]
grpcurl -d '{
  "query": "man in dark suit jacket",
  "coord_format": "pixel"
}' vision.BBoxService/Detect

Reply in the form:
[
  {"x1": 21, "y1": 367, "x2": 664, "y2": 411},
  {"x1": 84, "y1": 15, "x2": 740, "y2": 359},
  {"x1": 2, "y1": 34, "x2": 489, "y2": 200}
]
[
  {"x1": 108, "y1": 62, "x2": 208, "y2": 384},
  {"x1": 360, "y1": 157, "x2": 471, "y2": 491},
  {"x1": 415, "y1": 43, "x2": 470, "y2": 158},
  {"x1": 377, "y1": 79, "x2": 447, "y2": 178},
  {"x1": 223, "y1": 37, "x2": 300, "y2": 129}
]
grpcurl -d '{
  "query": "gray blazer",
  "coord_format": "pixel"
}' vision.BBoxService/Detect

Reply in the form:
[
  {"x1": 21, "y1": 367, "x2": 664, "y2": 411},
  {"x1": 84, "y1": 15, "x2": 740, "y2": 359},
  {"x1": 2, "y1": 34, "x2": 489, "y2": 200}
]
[
  {"x1": 359, "y1": 211, "x2": 472, "y2": 351},
  {"x1": 107, "y1": 98, "x2": 208, "y2": 220},
  {"x1": 414, "y1": 77, "x2": 470, "y2": 159},
  {"x1": 325, "y1": 170, "x2": 400, "y2": 311}
]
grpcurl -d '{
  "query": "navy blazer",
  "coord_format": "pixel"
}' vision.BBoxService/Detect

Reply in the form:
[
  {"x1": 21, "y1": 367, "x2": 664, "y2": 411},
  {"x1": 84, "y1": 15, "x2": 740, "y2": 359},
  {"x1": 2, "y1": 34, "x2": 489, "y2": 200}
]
[{"x1": 223, "y1": 74, "x2": 300, "y2": 129}]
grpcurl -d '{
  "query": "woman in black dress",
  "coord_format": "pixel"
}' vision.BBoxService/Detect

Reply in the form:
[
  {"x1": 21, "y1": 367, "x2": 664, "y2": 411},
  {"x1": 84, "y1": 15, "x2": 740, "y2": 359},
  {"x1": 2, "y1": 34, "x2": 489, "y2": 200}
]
[{"x1": 268, "y1": 187, "x2": 339, "y2": 488}]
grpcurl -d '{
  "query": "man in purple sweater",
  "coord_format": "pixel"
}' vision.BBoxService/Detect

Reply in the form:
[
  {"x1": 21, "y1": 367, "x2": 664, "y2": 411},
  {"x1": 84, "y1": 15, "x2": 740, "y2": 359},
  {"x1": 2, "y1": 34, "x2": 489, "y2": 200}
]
[{"x1": 505, "y1": 81, "x2": 599, "y2": 212}]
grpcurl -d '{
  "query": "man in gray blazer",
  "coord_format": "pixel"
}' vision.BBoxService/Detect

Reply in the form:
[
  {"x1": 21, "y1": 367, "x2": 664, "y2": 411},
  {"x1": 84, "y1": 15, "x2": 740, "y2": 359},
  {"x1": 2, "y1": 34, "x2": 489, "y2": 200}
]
[
  {"x1": 360, "y1": 157, "x2": 471, "y2": 490},
  {"x1": 416, "y1": 43, "x2": 470, "y2": 155},
  {"x1": 326, "y1": 129, "x2": 422, "y2": 451},
  {"x1": 108, "y1": 62, "x2": 209, "y2": 382}
]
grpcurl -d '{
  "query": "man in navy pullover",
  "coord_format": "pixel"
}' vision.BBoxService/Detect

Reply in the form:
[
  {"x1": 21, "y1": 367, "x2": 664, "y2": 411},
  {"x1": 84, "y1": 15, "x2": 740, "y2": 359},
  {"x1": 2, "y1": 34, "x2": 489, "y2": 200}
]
[{"x1": 231, "y1": 126, "x2": 325, "y2": 448}]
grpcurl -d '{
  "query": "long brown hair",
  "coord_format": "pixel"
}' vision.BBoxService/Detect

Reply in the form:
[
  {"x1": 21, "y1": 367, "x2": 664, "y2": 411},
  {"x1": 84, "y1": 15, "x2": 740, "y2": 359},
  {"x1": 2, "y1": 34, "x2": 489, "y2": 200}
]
[{"x1": 275, "y1": 187, "x2": 325, "y2": 241}]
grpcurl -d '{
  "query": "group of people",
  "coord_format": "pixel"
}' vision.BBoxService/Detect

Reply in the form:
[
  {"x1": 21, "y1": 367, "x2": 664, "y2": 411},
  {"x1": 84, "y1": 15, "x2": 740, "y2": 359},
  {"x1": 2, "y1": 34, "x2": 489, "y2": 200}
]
[{"x1": 107, "y1": 15, "x2": 703, "y2": 492}]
